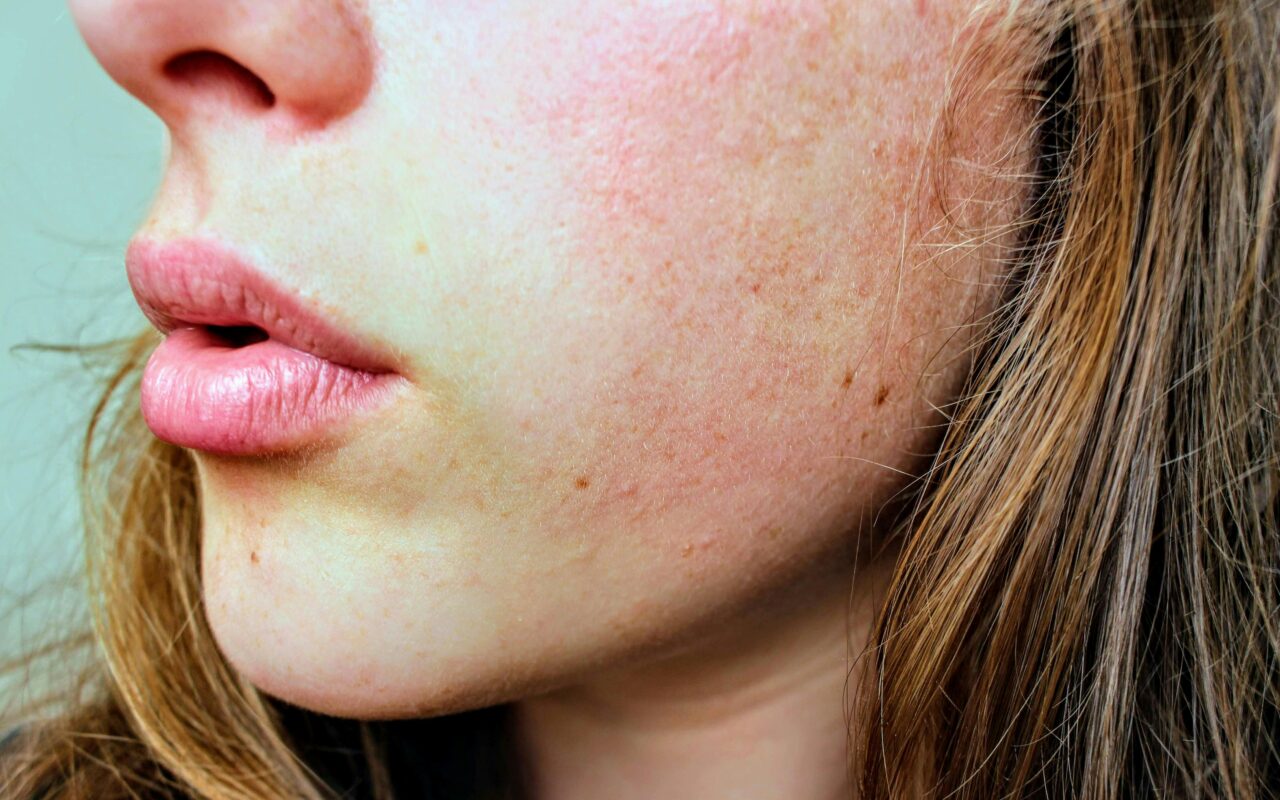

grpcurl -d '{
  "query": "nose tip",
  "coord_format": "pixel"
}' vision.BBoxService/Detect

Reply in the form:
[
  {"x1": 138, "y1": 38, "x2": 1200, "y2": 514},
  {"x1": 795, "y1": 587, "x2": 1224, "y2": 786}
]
[{"x1": 68, "y1": 0, "x2": 374, "y2": 131}]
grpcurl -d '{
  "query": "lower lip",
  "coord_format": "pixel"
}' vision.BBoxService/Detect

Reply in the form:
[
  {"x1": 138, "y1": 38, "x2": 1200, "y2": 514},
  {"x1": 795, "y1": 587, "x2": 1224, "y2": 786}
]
[{"x1": 141, "y1": 326, "x2": 405, "y2": 456}]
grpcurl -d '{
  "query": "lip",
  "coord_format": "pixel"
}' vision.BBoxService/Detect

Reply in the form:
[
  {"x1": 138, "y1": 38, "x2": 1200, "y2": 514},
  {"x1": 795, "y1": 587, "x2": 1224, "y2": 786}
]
[{"x1": 127, "y1": 237, "x2": 408, "y2": 456}]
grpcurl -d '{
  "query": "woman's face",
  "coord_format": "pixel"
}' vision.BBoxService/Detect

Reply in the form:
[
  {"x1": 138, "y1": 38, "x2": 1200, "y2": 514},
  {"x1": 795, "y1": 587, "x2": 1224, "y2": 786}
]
[{"x1": 70, "y1": 0, "x2": 1019, "y2": 717}]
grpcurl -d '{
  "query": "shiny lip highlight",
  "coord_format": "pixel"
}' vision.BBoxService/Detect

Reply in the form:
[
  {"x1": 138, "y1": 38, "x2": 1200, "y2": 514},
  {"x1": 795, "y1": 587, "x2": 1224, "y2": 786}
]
[{"x1": 126, "y1": 236, "x2": 400, "y2": 374}]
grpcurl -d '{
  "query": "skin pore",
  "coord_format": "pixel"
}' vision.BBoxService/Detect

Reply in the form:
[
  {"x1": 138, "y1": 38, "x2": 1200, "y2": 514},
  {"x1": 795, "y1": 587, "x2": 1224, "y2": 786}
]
[{"x1": 68, "y1": 0, "x2": 1025, "y2": 797}]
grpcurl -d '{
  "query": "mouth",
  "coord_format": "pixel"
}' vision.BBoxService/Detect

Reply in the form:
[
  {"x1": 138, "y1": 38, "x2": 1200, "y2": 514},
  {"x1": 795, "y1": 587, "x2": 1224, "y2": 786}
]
[
  {"x1": 126, "y1": 237, "x2": 407, "y2": 456},
  {"x1": 127, "y1": 237, "x2": 401, "y2": 373},
  {"x1": 203, "y1": 324, "x2": 271, "y2": 347}
]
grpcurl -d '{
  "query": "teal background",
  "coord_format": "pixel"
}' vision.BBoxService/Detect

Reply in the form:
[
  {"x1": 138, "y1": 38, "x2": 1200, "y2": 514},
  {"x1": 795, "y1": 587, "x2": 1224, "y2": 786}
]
[{"x1": 1, "y1": 1, "x2": 164, "y2": 705}]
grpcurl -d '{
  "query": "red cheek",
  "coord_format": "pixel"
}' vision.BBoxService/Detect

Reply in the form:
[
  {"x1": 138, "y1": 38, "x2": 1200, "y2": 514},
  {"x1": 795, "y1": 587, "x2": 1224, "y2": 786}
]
[{"x1": 517, "y1": 3, "x2": 852, "y2": 231}]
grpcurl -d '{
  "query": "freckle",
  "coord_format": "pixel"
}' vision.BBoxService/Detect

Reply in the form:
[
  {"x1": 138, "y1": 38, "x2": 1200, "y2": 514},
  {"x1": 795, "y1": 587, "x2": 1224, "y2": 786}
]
[
  {"x1": 750, "y1": 282, "x2": 761, "y2": 294},
  {"x1": 681, "y1": 543, "x2": 694, "y2": 558},
  {"x1": 841, "y1": 370, "x2": 853, "y2": 390},
  {"x1": 860, "y1": 430, "x2": 869, "y2": 442},
  {"x1": 875, "y1": 385, "x2": 890, "y2": 406},
  {"x1": 414, "y1": 239, "x2": 429, "y2": 255},
  {"x1": 250, "y1": 550, "x2": 259, "y2": 565},
  {"x1": 575, "y1": 475, "x2": 591, "y2": 490}
]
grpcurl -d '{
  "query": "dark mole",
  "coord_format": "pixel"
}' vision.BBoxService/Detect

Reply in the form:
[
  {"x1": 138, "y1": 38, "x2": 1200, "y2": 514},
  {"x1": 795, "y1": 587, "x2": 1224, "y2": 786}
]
[
  {"x1": 841, "y1": 370, "x2": 854, "y2": 390},
  {"x1": 874, "y1": 385, "x2": 890, "y2": 406},
  {"x1": 574, "y1": 475, "x2": 591, "y2": 490},
  {"x1": 250, "y1": 550, "x2": 259, "y2": 564}
]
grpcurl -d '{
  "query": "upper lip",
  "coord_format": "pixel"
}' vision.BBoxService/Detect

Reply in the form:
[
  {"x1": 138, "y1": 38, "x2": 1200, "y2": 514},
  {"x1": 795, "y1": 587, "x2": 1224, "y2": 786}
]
[{"x1": 126, "y1": 237, "x2": 401, "y2": 374}]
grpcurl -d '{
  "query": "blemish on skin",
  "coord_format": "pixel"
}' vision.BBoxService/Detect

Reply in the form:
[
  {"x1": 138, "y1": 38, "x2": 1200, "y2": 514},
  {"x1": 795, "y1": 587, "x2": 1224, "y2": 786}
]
[
  {"x1": 250, "y1": 550, "x2": 259, "y2": 565},
  {"x1": 414, "y1": 239, "x2": 429, "y2": 255},
  {"x1": 841, "y1": 370, "x2": 854, "y2": 390},
  {"x1": 874, "y1": 385, "x2": 891, "y2": 406},
  {"x1": 680, "y1": 535, "x2": 721, "y2": 558},
  {"x1": 574, "y1": 475, "x2": 592, "y2": 490}
]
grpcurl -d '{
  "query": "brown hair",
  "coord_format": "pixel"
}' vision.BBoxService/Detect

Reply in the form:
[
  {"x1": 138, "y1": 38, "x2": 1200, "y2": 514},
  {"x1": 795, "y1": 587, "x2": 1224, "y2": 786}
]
[
  {"x1": 858, "y1": 0, "x2": 1280, "y2": 796},
  {"x1": 3, "y1": 0, "x2": 1277, "y2": 797}
]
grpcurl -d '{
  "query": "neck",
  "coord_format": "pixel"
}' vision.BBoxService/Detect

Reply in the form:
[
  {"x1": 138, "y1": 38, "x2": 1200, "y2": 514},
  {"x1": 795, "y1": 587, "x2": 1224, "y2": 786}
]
[{"x1": 510, "y1": 543, "x2": 895, "y2": 800}]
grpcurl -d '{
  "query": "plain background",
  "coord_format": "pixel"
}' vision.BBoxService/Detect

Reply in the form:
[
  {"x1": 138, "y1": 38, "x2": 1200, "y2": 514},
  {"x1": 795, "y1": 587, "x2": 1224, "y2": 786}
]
[{"x1": 1, "y1": 2, "x2": 163, "y2": 704}]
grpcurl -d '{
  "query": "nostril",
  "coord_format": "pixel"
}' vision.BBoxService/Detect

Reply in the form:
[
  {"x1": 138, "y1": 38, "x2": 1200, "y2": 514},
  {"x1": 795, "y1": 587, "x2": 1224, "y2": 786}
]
[{"x1": 162, "y1": 50, "x2": 276, "y2": 112}]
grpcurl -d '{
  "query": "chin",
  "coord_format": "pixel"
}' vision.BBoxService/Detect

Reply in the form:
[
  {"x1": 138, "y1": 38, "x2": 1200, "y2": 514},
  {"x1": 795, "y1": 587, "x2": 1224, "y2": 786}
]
[
  {"x1": 196, "y1": 519, "x2": 560, "y2": 721},
  {"x1": 201, "y1": 585, "x2": 517, "y2": 720}
]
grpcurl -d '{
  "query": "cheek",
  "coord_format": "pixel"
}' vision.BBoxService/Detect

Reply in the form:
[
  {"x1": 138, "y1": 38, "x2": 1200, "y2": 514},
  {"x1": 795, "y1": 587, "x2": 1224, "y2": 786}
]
[
  {"x1": 521, "y1": 3, "x2": 863, "y2": 232},
  {"x1": 489, "y1": 3, "x2": 962, "y2": 516},
  {"x1": 503, "y1": 0, "x2": 956, "y2": 355},
  {"x1": 365, "y1": 1, "x2": 978, "y2": 552}
]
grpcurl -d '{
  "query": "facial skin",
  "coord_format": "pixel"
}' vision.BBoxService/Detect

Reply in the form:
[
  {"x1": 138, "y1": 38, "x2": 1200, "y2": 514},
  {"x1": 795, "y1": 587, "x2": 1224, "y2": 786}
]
[{"x1": 70, "y1": 1, "x2": 1021, "y2": 786}]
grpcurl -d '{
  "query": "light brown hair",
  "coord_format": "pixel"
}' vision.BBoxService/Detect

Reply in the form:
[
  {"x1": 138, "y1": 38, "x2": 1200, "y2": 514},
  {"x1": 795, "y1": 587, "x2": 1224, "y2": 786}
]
[
  {"x1": 857, "y1": 0, "x2": 1280, "y2": 796},
  {"x1": 4, "y1": 0, "x2": 1277, "y2": 797}
]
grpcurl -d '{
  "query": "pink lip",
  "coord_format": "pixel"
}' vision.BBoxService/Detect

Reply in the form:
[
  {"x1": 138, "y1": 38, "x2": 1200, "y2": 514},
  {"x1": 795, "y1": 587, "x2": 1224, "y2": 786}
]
[{"x1": 127, "y1": 237, "x2": 407, "y2": 456}]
